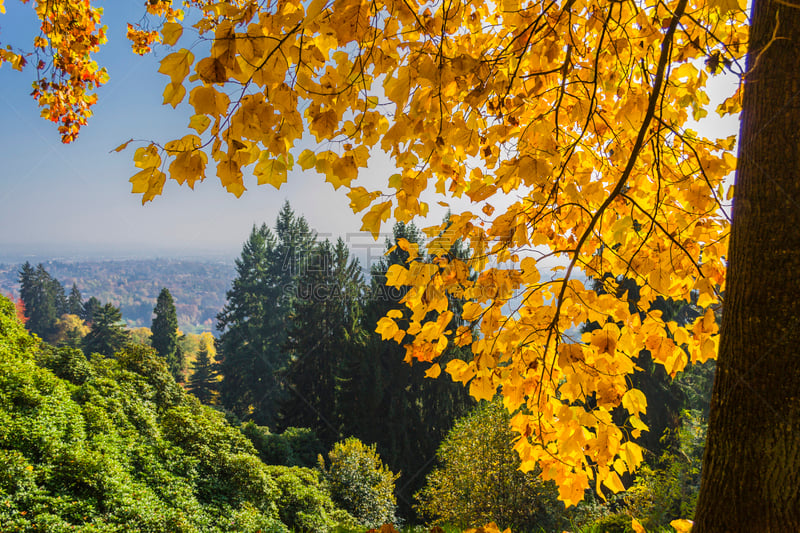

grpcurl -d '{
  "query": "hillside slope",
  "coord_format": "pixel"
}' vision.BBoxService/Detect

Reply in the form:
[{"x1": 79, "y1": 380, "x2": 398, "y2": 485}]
[{"x1": 0, "y1": 296, "x2": 357, "y2": 532}]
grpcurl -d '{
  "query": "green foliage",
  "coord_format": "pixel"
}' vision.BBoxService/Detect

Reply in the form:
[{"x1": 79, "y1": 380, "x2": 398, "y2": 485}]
[
  {"x1": 0, "y1": 294, "x2": 353, "y2": 532},
  {"x1": 321, "y1": 437, "x2": 399, "y2": 529},
  {"x1": 624, "y1": 410, "x2": 707, "y2": 530},
  {"x1": 416, "y1": 400, "x2": 567, "y2": 533},
  {"x1": 268, "y1": 465, "x2": 361, "y2": 532},
  {"x1": 82, "y1": 302, "x2": 129, "y2": 357},
  {"x1": 36, "y1": 344, "x2": 94, "y2": 385},
  {"x1": 242, "y1": 423, "x2": 325, "y2": 469},
  {"x1": 151, "y1": 287, "x2": 181, "y2": 380},
  {"x1": 217, "y1": 204, "x2": 316, "y2": 426}
]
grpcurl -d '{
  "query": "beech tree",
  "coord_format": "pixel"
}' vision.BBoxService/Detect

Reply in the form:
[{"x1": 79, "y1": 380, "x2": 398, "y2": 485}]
[{"x1": 5, "y1": 0, "x2": 799, "y2": 527}]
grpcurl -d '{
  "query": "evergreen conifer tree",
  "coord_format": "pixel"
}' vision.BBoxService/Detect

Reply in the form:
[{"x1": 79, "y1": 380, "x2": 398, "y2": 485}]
[
  {"x1": 279, "y1": 237, "x2": 366, "y2": 445},
  {"x1": 151, "y1": 288, "x2": 180, "y2": 380},
  {"x1": 188, "y1": 339, "x2": 217, "y2": 404},
  {"x1": 217, "y1": 223, "x2": 287, "y2": 425},
  {"x1": 82, "y1": 303, "x2": 129, "y2": 356},
  {"x1": 67, "y1": 283, "x2": 83, "y2": 316},
  {"x1": 82, "y1": 296, "x2": 101, "y2": 324},
  {"x1": 217, "y1": 203, "x2": 316, "y2": 426},
  {"x1": 18, "y1": 263, "x2": 64, "y2": 343}
]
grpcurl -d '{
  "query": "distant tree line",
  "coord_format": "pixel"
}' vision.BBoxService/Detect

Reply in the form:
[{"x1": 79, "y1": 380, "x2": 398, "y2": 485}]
[{"x1": 17, "y1": 262, "x2": 191, "y2": 382}]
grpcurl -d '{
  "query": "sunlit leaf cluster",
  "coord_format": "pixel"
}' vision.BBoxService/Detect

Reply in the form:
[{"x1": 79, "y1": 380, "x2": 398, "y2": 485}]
[{"x1": 1, "y1": 0, "x2": 110, "y2": 142}]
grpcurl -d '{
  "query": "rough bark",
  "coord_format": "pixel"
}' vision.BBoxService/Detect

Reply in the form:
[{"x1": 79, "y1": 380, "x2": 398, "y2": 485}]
[{"x1": 693, "y1": 1, "x2": 800, "y2": 530}]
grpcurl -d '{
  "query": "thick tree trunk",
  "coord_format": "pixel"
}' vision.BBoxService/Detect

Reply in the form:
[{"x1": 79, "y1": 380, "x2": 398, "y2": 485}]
[{"x1": 693, "y1": 1, "x2": 800, "y2": 530}]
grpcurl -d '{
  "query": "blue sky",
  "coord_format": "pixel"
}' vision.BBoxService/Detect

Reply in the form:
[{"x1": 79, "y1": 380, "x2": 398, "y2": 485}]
[
  {"x1": 0, "y1": 2, "x2": 392, "y2": 260},
  {"x1": 0, "y1": 3, "x2": 741, "y2": 261}
]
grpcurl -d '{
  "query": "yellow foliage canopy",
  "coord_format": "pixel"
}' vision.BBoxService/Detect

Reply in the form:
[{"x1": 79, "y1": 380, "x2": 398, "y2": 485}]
[{"x1": 5, "y1": 0, "x2": 746, "y2": 506}]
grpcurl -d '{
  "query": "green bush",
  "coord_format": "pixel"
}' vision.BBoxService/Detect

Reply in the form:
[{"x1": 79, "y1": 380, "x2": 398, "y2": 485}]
[
  {"x1": 242, "y1": 423, "x2": 325, "y2": 468},
  {"x1": 415, "y1": 400, "x2": 568, "y2": 533},
  {"x1": 321, "y1": 437, "x2": 399, "y2": 528},
  {"x1": 585, "y1": 513, "x2": 635, "y2": 533},
  {"x1": 623, "y1": 409, "x2": 706, "y2": 529},
  {"x1": 267, "y1": 465, "x2": 360, "y2": 532}
]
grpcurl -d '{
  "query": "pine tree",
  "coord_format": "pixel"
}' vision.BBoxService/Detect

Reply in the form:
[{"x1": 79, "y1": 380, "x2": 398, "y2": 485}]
[
  {"x1": 217, "y1": 204, "x2": 316, "y2": 426},
  {"x1": 188, "y1": 339, "x2": 217, "y2": 404},
  {"x1": 82, "y1": 303, "x2": 129, "y2": 356},
  {"x1": 67, "y1": 283, "x2": 83, "y2": 316},
  {"x1": 18, "y1": 263, "x2": 64, "y2": 343},
  {"x1": 151, "y1": 288, "x2": 180, "y2": 380},
  {"x1": 279, "y1": 237, "x2": 366, "y2": 445},
  {"x1": 217, "y1": 223, "x2": 286, "y2": 425},
  {"x1": 18, "y1": 261, "x2": 35, "y2": 324},
  {"x1": 340, "y1": 222, "x2": 474, "y2": 518},
  {"x1": 82, "y1": 296, "x2": 101, "y2": 324}
]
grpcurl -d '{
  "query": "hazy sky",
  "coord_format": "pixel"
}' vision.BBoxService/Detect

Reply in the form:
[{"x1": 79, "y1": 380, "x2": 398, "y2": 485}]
[
  {"x1": 0, "y1": 3, "x2": 408, "y2": 261},
  {"x1": 0, "y1": 3, "x2": 741, "y2": 261}
]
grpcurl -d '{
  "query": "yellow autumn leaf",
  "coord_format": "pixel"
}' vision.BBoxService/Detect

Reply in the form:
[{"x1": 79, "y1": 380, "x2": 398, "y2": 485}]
[
  {"x1": 375, "y1": 316, "x2": 399, "y2": 341},
  {"x1": 707, "y1": 0, "x2": 743, "y2": 15},
  {"x1": 158, "y1": 49, "x2": 194, "y2": 85},
  {"x1": 360, "y1": 201, "x2": 392, "y2": 239},
  {"x1": 161, "y1": 21, "x2": 183, "y2": 46},
  {"x1": 461, "y1": 301, "x2": 483, "y2": 322},
  {"x1": 469, "y1": 376, "x2": 495, "y2": 402},
  {"x1": 133, "y1": 145, "x2": 161, "y2": 169},
  {"x1": 670, "y1": 519, "x2": 693, "y2": 533},
  {"x1": 602, "y1": 470, "x2": 625, "y2": 494},
  {"x1": 520, "y1": 256, "x2": 540, "y2": 284},
  {"x1": 188, "y1": 114, "x2": 211, "y2": 134},
  {"x1": 129, "y1": 168, "x2": 166, "y2": 204},
  {"x1": 632, "y1": 518, "x2": 646, "y2": 533},
  {"x1": 309, "y1": 108, "x2": 339, "y2": 142},
  {"x1": 425, "y1": 363, "x2": 441, "y2": 378},
  {"x1": 347, "y1": 187, "x2": 376, "y2": 213},
  {"x1": 648, "y1": 268, "x2": 671, "y2": 294},
  {"x1": 162, "y1": 81, "x2": 186, "y2": 108},
  {"x1": 329, "y1": 154, "x2": 358, "y2": 189},
  {"x1": 297, "y1": 149, "x2": 316, "y2": 170},
  {"x1": 622, "y1": 388, "x2": 647, "y2": 417},
  {"x1": 113, "y1": 139, "x2": 133, "y2": 153},
  {"x1": 385, "y1": 264, "x2": 408, "y2": 287},
  {"x1": 254, "y1": 153, "x2": 289, "y2": 188}
]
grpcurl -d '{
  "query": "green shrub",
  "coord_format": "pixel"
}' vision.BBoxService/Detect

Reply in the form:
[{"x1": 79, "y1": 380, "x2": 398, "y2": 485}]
[
  {"x1": 267, "y1": 465, "x2": 360, "y2": 532},
  {"x1": 321, "y1": 437, "x2": 398, "y2": 529},
  {"x1": 242, "y1": 423, "x2": 325, "y2": 468},
  {"x1": 624, "y1": 409, "x2": 706, "y2": 529},
  {"x1": 415, "y1": 400, "x2": 567, "y2": 533},
  {"x1": 585, "y1": 513, "x2": 635, "y2": 533}
]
